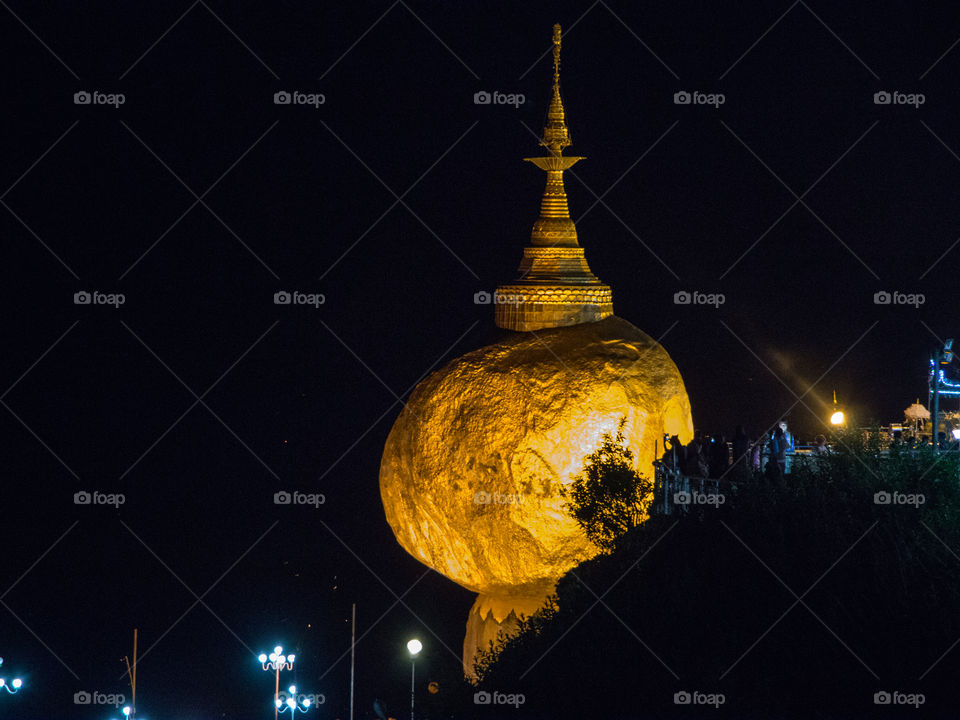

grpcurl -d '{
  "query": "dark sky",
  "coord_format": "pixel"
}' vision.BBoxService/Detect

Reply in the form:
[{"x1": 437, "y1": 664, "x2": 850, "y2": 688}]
[{"x1": 3, "y1": 1, "x2": 960, "y2": 718}]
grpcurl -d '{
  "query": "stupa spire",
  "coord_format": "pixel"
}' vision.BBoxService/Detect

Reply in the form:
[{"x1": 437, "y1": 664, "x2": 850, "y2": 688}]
[
  {"x1": 494, "y1": 23, "x2": 613, "y2": 332},
  {"x1": 526, "y1": 23, "x2": 582, "y2": 242},
  {"x1": 541, "y1": 23, "x2": 571, "y2": 156}
]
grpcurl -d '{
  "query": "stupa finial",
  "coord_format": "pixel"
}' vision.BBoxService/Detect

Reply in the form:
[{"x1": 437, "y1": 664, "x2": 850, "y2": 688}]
[
  {"x1": 541, "y1": 23, "x2": 571, "y2": 156},
  {"x1": 494, "y1": 23, "x2": 613, "y2": 332}
]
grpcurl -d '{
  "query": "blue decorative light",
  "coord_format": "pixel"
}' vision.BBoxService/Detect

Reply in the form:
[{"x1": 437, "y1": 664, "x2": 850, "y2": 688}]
[
  {"x1": 0, "y1": 658, "x2": 22, "y2": 695},
  {"x1": 929, "y1": 359, "x2": 960, "y2": 396},
  {"x1": 277, "y1": 685, "x2": 314, "y2": 714}
]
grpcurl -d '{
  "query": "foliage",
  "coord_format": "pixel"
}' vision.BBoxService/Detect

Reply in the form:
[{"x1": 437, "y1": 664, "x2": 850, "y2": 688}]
[
  {"x1": 471, "y1": 596, "x2": 559, "y2": 684},
  {"x1": 562, "y1": 418, "x2": 654, "y2": 552},
  {"x1": 463, "y1": 431, "x2": 960, "y2": 719}
]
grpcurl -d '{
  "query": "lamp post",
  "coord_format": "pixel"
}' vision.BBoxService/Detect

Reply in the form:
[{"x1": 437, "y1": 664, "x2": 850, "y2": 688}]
[
  {"x1": 277, "y1": 684, "x2": 314, "y2": 715},
  {"x1": 406, "y1": 639, "x2": 422, "y2": 720},
  {"x1": 932, "y1": 339, "x2": 955, "y2": 454},
  {"x1": 259, "y1": 646, "x2": 295, "y2": 720},
  {"x1": 0, "y1": 658, "x2": 22, "y2": 695}
]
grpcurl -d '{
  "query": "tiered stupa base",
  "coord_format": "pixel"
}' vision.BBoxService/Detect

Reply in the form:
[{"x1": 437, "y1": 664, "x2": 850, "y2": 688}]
[{"x1": 495, "y1": 284, "x2": 613, "y2": 331}]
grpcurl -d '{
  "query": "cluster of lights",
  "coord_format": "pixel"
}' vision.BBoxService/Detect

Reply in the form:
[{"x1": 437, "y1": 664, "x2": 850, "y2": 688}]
[
  {"x1": 0, "y1": 658, "x2": 22, "y2": 695},
  {"x1": 259, "y1": 646, "x2": 294, "y2": 670},
  {"x1": 277, "y1": 685, "x2": 312, "y2": 714},
  {"x1": 259, "y1": 645, "x2": 306, "y2": 720}
]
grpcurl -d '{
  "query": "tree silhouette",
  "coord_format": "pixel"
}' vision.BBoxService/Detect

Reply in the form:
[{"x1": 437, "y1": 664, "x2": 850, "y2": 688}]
[{"x1": 563, "y1": 418, "x2": 654, "y2": 552}]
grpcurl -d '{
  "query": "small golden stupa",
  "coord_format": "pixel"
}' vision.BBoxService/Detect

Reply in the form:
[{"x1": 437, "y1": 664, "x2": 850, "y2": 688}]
[{"x1": 379, "y1": 24, "x2": 694, "y2": 677}]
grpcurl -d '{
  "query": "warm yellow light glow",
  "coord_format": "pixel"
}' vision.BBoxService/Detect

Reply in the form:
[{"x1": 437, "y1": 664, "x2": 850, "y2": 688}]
[{"x1": 830, "y1": 410, "x2": 845, "y2": 426}]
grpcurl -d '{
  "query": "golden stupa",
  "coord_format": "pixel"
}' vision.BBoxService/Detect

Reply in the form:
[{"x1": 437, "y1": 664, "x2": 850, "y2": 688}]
[{"x1": 379, "y1": 24, "x2": 694, "y2": 676}]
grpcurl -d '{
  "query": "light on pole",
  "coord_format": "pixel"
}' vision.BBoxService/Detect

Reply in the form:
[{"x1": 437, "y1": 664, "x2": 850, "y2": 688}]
[
  {"x1": 109, "y1": 705, "x2": 141, "y2": 720},
  {"x1": 829, "y1": 390, "x2": 845, "y2": 427},
  {"x1": 406, "y1": 639, "x2": 422, "y2": 720},
  {"x1": 277, "y1": 684, "x2": 313, "y2": 715},
  {"x1": 0, "y1": 678, "x2": 21, "y2": 695},
  {"x1": 0, "y1": 658, "x2": 22, "y2": 695},
  {"x1": 260, "y1": 646, "x2": 295, "y2": 720}
]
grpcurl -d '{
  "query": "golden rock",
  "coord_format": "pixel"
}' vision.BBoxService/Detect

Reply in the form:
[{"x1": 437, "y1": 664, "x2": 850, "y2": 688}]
[{"x1": 379, "y1": 316, "x2": 693, "y2": 670}]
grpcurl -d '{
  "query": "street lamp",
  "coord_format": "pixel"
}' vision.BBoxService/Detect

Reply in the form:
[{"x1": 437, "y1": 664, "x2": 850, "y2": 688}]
[
  {"x1": 260, "y1": 646, "x2": 295, "y2": 720},
  {"x1": 277, "y1": 684, "x2": 313, "y2": 715},
  {"x1": 0, "y1": 658, "x2": 22, "y2": 695},
  {"x1": 406, "y1": 639, "x2": 422, "y2": 720},
  {"x1": 109, "y1": 706, "x2": 140, "y2": 720},
  {"x1": 829, "y1": 390, "x2": 845, "y2": 427}
]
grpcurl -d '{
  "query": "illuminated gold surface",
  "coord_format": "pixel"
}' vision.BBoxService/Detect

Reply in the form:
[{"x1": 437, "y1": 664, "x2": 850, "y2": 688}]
[
  {"x1": 380, "y1": 317, "x2": 693, "y2": 672},
  {"x1": 380, "y1": 317, "x2": 693, "y2": 573},
  {"x1": 496, "y1": 23, "x2": 612, "y2": 332}
]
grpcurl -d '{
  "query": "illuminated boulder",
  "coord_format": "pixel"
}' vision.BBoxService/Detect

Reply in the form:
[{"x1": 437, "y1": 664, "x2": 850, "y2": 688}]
[{"x1": 379, "y1": 314, "x2": 692, "y2": 595}]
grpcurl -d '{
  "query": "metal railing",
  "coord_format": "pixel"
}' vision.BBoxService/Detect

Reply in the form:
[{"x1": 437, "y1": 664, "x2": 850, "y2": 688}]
[{"x1": 652, "y1": 460, "x2": 740, "y2": 515}]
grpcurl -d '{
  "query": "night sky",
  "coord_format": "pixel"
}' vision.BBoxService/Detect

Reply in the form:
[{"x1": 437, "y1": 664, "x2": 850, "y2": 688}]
[{"x1": 3, "y1": 1, "x2": 960, "y2": 718}]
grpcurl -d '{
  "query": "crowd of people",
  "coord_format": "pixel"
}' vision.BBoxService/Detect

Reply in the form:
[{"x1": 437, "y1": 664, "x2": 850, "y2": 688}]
[{"x1": 660, "y1": 421, "x2": 829, "y2": 482}]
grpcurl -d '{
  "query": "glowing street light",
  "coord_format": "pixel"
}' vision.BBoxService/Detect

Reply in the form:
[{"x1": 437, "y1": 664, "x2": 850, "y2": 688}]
[
  {"x1": 260, "y1": 646, "x2": 295, "y2": 720},
  {"x1": 0, "y1": 678, "x2": 22, "y2": 694},
  {"x1": 277, "y1": 684, "x2": 313, "y2": 715},
  {"x1": 109, "y1": 706, "x2": 140, "y2": 720},
  {"x1": 407, "y1": 639, "x2": 422, "y2": 720},
  {"x1": 829, "y1": 390, "x2": 845, "y2": 427},
  {"x1": 0, "y1": 658, "x2": 22, "y2": 695}
]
